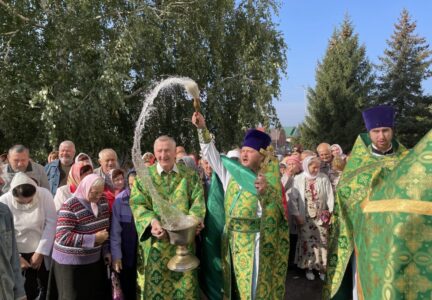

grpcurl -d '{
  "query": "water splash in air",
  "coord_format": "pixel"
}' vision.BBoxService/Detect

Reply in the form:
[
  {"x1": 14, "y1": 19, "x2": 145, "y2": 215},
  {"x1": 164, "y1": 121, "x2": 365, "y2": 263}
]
[{"x1": 132, "y1": 77, "x2": 200, "y2": 229}]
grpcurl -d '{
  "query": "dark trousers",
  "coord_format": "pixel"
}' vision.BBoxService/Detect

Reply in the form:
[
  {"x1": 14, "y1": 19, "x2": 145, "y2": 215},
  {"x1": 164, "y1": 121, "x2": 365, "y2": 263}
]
[
  {"x1": 21, "y1": 252, "x2": 49, "y2": 300},
  {"x1": 47, "y1": 259, "x2": 110, "y2": 300},
  {"x1": 119, "y1": 266, "x2": 137, "y2": 300},
  {"x1": 288, "y1": 234, "x2": 298, "y2": 269}
]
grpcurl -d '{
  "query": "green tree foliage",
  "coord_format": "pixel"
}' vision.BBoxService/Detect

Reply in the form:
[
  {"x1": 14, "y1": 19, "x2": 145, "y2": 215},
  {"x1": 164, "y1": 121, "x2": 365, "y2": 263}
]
[
  {"x1": 0, "y1": 0, "x2": 286, "y2": 162},
  {"x1": 299, "y1": 17, "x2": 375, "y2": 151},
  {"x1": 375, "y1": 9, "x2": 432, "y2": 148}
]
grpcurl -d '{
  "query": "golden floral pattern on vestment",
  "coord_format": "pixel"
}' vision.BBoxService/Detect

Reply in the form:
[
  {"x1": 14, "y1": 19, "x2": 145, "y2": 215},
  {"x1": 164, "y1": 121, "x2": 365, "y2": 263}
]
[{"x1": 394, "y1": 263, "x2": 431, "y2": 300}]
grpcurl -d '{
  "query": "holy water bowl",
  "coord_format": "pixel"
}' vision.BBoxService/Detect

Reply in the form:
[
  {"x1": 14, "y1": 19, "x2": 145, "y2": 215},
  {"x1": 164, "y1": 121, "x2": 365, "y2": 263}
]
[{"x1": 163, "y1": 215, "x2": 200, "y2": 272}]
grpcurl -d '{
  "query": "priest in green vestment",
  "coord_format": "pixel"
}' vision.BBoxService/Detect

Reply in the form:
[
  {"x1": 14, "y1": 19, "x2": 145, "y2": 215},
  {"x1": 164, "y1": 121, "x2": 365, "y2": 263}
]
[
  {"x1": 130, "y1": 135, "x2": 206, "y2": 300},
  {"x1": 192, "y1": 112, "x2": 289, "y2": 300},
  {"x1": 323, "y1": 105, "x2": 432, "y2": 300}
]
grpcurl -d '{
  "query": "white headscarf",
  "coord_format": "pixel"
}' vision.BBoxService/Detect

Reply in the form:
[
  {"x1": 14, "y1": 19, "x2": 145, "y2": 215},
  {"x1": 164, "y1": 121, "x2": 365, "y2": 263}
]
[
  {"x1": 74, "y1": 152, "x2": 94, "y2": 168},
  {"x1": 302, "y1": 156, "x2": 319, "y2": 180},
  {"x1": 330, "y1": 144, "x2": 344, "y2": 155},
  {"x1": 10, "y1": 172, "x2": 39, "y2": 210}
]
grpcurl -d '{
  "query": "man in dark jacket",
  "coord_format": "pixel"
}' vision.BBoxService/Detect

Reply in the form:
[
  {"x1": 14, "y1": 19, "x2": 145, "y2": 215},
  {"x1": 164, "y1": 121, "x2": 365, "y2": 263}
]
[{"x1": 44, "y1": 140, "x2": 76, "y2": 195}]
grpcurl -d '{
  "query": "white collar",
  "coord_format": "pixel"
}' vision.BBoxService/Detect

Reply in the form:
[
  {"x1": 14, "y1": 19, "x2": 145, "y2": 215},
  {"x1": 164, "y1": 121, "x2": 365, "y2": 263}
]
[
  {"x1": 371, "y1": 143, "x2": 393, "y2": 156},
  {"x1": 156, "y1": 162, "x2": 179, "y2": 175}
]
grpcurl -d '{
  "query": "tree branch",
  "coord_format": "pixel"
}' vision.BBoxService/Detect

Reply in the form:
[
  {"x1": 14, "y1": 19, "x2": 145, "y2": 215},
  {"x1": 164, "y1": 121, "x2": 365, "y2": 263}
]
[
  {"x1": 0, "y1": 0, "x2": 45, "y2": 28},
  {"x1": 124, "y1": 86, "x2": 147, "y2": 100},
  {"x1": 0, "y1": 29, "x2": 19, "y2": 36},
  {"x1": 0, "y1": 0, "x2": 29, "y2": 22}
]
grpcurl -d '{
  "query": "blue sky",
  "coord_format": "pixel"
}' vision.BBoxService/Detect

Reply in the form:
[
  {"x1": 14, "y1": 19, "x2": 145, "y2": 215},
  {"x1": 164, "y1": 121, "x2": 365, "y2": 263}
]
[{"x1": 274, "y1": 1, "x2": 432, "y2": 127}]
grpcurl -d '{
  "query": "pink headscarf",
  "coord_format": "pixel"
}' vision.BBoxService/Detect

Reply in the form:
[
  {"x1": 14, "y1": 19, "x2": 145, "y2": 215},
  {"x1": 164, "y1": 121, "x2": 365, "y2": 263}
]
[
  {"x1": 73, "y1": 174, "x2": 104, "y2": 216},
  {"x1": 284, "y1": 155, "x2": 302, "y2": 171}
]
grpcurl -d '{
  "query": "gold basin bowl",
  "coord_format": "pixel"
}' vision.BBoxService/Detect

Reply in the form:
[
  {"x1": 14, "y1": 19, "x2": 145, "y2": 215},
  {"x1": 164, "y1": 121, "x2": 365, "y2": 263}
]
[
  {"x1": 164, "y1": 215, "x2": 198, "y2": 246},
  {"x1": 162, "y1": 215, "x2": 200, "y2": 272}
]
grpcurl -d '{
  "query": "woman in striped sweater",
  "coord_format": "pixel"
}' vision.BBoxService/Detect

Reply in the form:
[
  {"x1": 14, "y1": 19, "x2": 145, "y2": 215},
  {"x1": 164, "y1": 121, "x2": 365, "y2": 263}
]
[{"x1": 47, "y1": 174, "x2": 111, "y2": 300}]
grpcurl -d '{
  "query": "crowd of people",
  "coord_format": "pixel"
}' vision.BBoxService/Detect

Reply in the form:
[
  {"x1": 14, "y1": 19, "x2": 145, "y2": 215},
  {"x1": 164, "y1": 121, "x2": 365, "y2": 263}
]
[{"x1": 0, "y1": 105, "x2": 430, "y2": 300}]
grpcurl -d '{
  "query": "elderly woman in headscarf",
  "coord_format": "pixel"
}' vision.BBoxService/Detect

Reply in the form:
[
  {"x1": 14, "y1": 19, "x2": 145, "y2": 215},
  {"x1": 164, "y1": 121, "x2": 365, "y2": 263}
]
[
  {"x1": 0, "y1": 172, "x2": 56, "y2": 300},
  {"x1": 330, "y1": 144, "x2": 347, "y2": 160},
  {"x1": 47, "y1": 174, "x2": 110, "y2": 300},
  {"x1": 53, "y1": 163, "x2": 93, "y2": 211},
  {"x1": 74, "y1": 152, "x2": 94, "y2": 168},
  {"x1": 288, "y1": 156, "x2": 334, "y2": 281},
  {"x1": 281, "y1": 155, "x2": 302, "y2": 191}
]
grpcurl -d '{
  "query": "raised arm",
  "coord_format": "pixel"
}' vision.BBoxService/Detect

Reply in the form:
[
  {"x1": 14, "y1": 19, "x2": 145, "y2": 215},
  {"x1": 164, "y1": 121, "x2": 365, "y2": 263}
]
[{"x1": 192, "y1": 112, "x2": 230, "y2": 191}]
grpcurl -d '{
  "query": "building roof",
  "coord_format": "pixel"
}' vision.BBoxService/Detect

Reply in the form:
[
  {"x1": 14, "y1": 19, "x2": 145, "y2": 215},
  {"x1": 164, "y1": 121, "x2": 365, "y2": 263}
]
[{"x1": 283, "y1": 126, "x2": 299, "y2": 137}]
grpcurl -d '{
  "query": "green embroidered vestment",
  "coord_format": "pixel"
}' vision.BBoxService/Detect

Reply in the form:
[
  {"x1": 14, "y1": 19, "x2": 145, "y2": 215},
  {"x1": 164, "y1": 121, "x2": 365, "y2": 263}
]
[
  {"x1": 131, "y1": 164, "x2": 206, "y2": 300},
  {"x1": 323, "y1": 133, "x2": 409, "y2": 299},
  {"x1": 221, "y1": 159, "x2": 289, "y2": 300}
]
